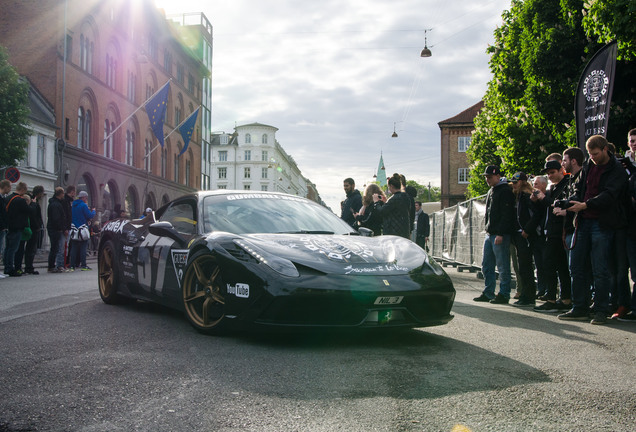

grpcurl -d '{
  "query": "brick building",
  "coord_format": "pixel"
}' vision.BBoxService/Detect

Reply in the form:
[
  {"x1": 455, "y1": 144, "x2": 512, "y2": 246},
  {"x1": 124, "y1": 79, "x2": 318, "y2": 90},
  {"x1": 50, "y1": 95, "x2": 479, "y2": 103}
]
[
  {"x1": 438, "y1": 101, "x2": 484, "y2": 208},
  {"x1": 0, "y1": 0, "x2": 211, "y2": 220}
]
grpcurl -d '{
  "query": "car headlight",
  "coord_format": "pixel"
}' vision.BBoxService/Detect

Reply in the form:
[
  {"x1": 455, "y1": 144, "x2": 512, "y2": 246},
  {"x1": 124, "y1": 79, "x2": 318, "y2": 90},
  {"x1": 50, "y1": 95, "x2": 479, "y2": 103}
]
[
  {"x1": 422, "y1": 252, "x2": 445, "y2": 276},
  {"x1": 233, "y1": 239, "x2": 299, "y2": 278}
]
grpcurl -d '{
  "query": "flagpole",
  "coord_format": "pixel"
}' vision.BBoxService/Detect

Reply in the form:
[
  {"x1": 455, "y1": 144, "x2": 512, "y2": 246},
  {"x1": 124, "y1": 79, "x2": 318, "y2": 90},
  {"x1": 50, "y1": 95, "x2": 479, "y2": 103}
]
[
  {"x1": 102, "y1": 79, "x2": 172, "y2": 145},
  {"x1": 143, "y1": 105, "x2": 201, "y2": 160}
]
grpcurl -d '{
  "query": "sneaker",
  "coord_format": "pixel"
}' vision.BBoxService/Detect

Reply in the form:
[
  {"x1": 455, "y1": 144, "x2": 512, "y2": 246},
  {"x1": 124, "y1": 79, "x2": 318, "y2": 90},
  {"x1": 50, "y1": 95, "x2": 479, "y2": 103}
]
[
  {"x1": 473, "y1": 294, "x2": 493, "y2": 302},
  {"x1": 48, "y1": 268, "x2": 60, "y2": 273},
  {"x1": 80, "y1": 266, "x2": 92, "y2": 271},
  {"x1": 617, "y1": 311, "x2": 636, "y2": 322},
  {"x1": 24, "y1": 270, "x2": 39, "y2": 275},
  {"x1": 56, "y1": 266, "x2": 67, "y2": 273},
  {"x1": 610, "y1": 306, "x2": 629, "y2": 320},
  {"x1": 0, "y1": 273, "x2": 7, "y2": 279},
  {"x1": 7, "y1": 270, "x2": 22, "y2": 277},
  {"x1": 68, "y1": 267, "x2": 75, "y2": 272},
  {"x1": 534, "y1": 301, "x2": 559, "y2": 312},
  {"x1": 513, "y1": 292, "x2": 521, "y2": 299},
  {"x1": 555, "y1": 300, "x2": 572, "y2": 311},
  {"x1": 558, "y1": 310, "x2": 589, "y2": 321},
  {"x1": 513, "y1": 299, "x2": 536, "y2": 307},
  {"x1": 590, "y1": 312, "x2": 608, "y2": 325},
  {"x1": 490, "y1": 294, "x2": 509, "y2": 304}
]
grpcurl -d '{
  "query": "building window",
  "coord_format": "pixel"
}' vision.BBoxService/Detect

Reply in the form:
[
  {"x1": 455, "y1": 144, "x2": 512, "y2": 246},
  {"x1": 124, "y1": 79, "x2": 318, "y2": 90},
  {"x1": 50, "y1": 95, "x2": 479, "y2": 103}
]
[
  {"x1": 245, "y1": 133, "x2": 251, "y2": 144},
  {"x1": 177, "y1": 64, "x2": 184, "y2": 85},
  {"x1": 77, "y1": 107, "x2": 84, "y2": 148},
  {"x1": 458, "y1": 136, "x2": 471, "y2": 152},
  {"x1": 261, "y1": 185, "x2": 268, "y2": 191},
  {"x1": 174, "y1": 154, "x2": 180, "y2": 182},
  {"x1": 163, "y1": 49, "x2": 172, "y2": 74},
  {"x1": 145, "y1": 139, "x2": 152, "y2": 172},
  {"x1": 175, "y1": 107, "x2": 181, "y2": 125},
  {"x1": 218, "y1": 185, "x2": 226, "y2": 189},
  {"x1": 148, "y1": 33, "x2": 158, "y2": 61},
  {"x1": 185, "y1": 159, "x2": 191, "y2": 187},
  {"x1": 106, "y1": 53, "x2": 117, "y2": 89},
  {"x1": 104, "y1": 120, "x2": 114, "y2": 159},
  {"x1": 220, "y1": 135, "x2": 228, "y2": 145},
  {"x1": 261, "y1": 167, "x2": 268, "y2": 179},
  {"x1": 218, "y1": 150, "x2": 227, "y2": 162},
  {"x1": 458, "y1": 168, "x2": 470, "y2": 184},
  {"x1": 244, "y1": 167, "x2": 251, "y2": 179},
  {"x1": 127, "y1": 71, "x2": 136, "y2": 102},
  {"x1": 161, "y1": 148, "x2": 167, "y2": 178},
  {"x1": 262, "y1": 134, "x2": 268, "y2": 144},
  {"x1": 188, "y1": 74, "x2": 194, "y2": 94},
  {"x1": 244, "y1": 150, "x2": 251, "y2": 161},
  {"x1": 77, "y1": 108, "x2": 91, "y2": 150},
  {"x1": 80, "y1": 34, "x2": 93, "y2": 73},
  {"x1": 125, "y1": 131, "x2": 134, "y2": 166},
  {"x1": 218, "y1": 167, "x2": 227, "y2": 179},
  {"x1": 244, "y1": 184, "x2": 251, "y2": 190},
  {"x1": 262, "y1": 150, "x2": 268, "y2": 161},
  {"x1": 37, "y1": 134, "x2": 46, "y2": 170}
]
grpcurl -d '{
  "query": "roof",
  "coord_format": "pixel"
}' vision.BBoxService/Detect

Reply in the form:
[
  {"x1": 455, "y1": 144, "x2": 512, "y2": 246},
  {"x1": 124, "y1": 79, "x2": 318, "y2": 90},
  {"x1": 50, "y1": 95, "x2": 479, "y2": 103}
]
[
  {"x1": 236, "y1": 122, "x2": 279, "y2": 131},
  {"x1": 438, "y1": 100, "x2": 484, "y2": 126},
  {"x1": 26, "y1": 79, "x2": 57, "y2": 129}
]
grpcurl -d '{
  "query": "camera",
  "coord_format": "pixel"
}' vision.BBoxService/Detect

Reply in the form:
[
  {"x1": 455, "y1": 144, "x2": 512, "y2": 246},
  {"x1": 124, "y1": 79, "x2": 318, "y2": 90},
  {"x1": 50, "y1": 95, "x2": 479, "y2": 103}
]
[
  {"x1": 554, "y1": 199, "x2": 573, "y2": 209},
  {"x1": 532, "y1": 190, "x2": 540, "y2": 197}
]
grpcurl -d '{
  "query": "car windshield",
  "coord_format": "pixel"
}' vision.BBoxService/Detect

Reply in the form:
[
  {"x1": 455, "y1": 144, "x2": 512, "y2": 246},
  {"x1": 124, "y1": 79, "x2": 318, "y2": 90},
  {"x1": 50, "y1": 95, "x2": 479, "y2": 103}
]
[{"x1": 202, "y1": 193, "x2": 356, "y2": 235}]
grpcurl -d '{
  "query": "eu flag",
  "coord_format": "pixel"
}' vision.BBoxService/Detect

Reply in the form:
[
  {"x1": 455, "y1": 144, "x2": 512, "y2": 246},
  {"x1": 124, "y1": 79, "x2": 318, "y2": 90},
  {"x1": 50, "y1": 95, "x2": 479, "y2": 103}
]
[
  {"x1": 179, "y1": 107, "x2": 200, "y2": 156},
  {"x1": 146, "y1": 82, "x2": 170, "y2": 147}
]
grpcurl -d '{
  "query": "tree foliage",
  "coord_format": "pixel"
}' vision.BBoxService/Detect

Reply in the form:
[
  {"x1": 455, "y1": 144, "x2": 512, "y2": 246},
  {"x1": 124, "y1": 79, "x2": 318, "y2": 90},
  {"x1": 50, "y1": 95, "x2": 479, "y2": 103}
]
[
  {"x1": 0, "y1": 45, "x2": 30, "y2": 169},
  {"x1": 405, "y1": 180, "x2": 441, "y2": 203},
  {"x1": 467, "y1": 0, "x2": 635, "y2": 197}
]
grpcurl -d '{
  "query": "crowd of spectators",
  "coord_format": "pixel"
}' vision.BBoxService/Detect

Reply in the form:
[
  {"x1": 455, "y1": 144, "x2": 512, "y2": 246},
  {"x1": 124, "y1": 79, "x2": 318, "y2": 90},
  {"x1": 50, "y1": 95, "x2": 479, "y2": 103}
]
[{"x1": 473, "y1": 130, "x2": 636, "y2": 325}]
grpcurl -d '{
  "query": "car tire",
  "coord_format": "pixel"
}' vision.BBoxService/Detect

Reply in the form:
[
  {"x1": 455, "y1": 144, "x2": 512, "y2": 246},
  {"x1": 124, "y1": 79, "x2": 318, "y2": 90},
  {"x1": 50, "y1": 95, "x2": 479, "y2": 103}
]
[
  {"x1": 182, "y1": 251, "x2": 227, "y2": 334},
  {"x1": 98, "y1": 239, "x2": 126, "y2": 304}
]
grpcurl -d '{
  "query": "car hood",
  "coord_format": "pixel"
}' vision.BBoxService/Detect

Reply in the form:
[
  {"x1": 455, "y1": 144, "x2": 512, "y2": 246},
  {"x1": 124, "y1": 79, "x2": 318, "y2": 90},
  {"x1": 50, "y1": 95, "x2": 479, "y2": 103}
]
[{"x1": 240, "y1": 233, "x2": 427, "y2": 275}]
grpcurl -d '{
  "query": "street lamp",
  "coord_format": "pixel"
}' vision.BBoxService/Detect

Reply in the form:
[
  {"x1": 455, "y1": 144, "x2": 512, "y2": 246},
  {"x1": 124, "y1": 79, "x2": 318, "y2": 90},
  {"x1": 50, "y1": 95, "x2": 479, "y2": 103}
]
[{"x1": 420, "y1": 29, "x2": 432, "y2": 58}]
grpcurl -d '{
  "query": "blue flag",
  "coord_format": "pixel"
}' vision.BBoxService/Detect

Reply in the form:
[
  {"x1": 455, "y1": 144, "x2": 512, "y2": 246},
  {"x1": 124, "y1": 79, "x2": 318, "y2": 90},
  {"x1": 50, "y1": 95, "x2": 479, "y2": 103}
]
[
  {"x1": 146, "y1": 82, "x2": 170, "y2": 147},
  {"x1": 179, "y1": 107, "x2": 200, "y2": 156}
]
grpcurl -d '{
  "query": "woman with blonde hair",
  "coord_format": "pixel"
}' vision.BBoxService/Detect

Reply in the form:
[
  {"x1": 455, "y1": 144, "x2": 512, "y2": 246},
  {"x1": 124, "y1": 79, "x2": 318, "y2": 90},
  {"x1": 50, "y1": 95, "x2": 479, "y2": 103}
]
[{"x1": 354, "y1": 183, "x2": 385, "y2": 236}]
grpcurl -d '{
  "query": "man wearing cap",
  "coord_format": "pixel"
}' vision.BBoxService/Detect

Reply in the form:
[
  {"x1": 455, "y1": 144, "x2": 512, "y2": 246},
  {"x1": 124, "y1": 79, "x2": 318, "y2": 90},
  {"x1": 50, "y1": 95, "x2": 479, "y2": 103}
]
[
  {"x1": 474, "y1": 165, "x2": 515, "y2": 304},
  {"x1": 532, "y1": 159, "x2": 572, "y2": 313},
  {"x1": 559, "y1": 135, "x2": 628, "y2": 324},
  {"x1": 70, "y1": 190, "x2": 96, "y2": 271}
]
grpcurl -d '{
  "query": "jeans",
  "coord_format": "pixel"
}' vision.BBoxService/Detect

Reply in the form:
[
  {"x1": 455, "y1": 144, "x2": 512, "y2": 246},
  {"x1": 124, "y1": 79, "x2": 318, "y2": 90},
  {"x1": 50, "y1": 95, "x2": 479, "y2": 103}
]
[
  {"x1": 3, "y1": 230, "x2": 22, "y2": 273},
  {"x1": 570, "y1": 218, "x2": 614, "y2": 314},
  {"x1": 481, "y1": 233, "x2": 511, "y2": 299},
  {"x1": 70, "y1": 239, "x2": 88, "y2": 268},
  {"x1": 47, "y1": 229, "x2": 65, "y2": 269},
  {"x1": 511, "y1": 231, "x2": 536, "y2": 301}
]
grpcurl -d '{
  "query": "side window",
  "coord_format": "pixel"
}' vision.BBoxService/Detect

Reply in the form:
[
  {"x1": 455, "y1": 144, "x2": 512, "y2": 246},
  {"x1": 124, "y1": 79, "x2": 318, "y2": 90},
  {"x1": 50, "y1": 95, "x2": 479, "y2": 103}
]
[{"x1": 159, "y1": 200, "x2": 197, "y2": 235}]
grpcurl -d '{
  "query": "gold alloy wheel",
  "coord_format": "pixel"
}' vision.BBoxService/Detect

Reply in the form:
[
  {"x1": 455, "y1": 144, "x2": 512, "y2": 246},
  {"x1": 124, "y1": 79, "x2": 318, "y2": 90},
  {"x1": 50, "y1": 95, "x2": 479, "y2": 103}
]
[
  {"x1": 98, "y1": 241, "x2": 116, "y2": 303},
  {"x1": 182, "y1": 254, "x2": 225, "y2": 331}
]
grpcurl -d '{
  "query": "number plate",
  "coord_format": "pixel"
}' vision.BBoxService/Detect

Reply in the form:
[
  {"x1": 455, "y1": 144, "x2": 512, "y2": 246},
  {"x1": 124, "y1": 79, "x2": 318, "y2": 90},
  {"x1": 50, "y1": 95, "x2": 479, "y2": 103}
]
[{"x1": 374, "y1": 296, "x2": 404, "y2": 305}]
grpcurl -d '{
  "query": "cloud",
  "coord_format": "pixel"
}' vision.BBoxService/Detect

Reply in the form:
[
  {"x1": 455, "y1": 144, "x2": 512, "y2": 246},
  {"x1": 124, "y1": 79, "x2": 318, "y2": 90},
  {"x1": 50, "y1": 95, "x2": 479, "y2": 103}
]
[{"x1": 156, "y1": 0, "x2": 511, "y2": 212}]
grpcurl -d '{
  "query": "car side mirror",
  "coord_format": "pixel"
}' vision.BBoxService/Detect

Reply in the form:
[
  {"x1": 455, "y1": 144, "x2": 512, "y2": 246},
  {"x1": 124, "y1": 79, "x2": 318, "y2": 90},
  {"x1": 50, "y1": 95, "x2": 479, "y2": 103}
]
[
  {"x1": 357, "y1": 227, "x2": 374, "y2": 237},
  {"x1": 149, "y1": 221, "x2": 187, "y2": 246}
]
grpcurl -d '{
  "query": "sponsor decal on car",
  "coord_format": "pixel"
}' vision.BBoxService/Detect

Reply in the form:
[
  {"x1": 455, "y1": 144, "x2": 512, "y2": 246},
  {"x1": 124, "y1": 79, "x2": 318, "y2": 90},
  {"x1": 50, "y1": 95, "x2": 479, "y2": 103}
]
[
  {"x1": 343, "y1": 264, "x2": 409, "y2": 274},
  {"x1": 227, "y1": 283, "x2": 250, "y2": 298},
  {"x1": 103, "y1": 219, "x2": 128, "y2": 233},
  {"x1": 171, "y1": 249, "x2": 190, "y2": 288},
  {"x1": 300, "y1": 237, "x2": 374, "y2": 261}
]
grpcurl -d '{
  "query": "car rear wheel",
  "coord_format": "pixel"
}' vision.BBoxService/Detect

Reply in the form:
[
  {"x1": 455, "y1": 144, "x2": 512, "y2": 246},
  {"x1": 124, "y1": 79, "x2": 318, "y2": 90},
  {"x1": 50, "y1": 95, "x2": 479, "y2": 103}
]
[
  {"x1": 182, "y1": 252, "x2": 226, "y2": 334},
  {"x1": 98, "y1": 240, "x2": 125, "y2": 304}
]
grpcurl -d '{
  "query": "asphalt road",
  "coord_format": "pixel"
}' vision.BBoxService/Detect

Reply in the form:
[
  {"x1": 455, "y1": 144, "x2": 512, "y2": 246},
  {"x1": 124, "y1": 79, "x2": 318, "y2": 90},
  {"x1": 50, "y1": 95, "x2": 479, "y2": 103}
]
[{"x1": 0, "y1": 261, "x2": 634, "y2": 431}]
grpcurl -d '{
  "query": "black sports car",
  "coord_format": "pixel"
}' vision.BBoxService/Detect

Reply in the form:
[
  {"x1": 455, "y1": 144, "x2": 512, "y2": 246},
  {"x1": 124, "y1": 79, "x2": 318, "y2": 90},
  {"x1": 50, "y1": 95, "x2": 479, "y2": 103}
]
[{"x1": 98, "y1": 191, "x2": 455, "y2": 334}]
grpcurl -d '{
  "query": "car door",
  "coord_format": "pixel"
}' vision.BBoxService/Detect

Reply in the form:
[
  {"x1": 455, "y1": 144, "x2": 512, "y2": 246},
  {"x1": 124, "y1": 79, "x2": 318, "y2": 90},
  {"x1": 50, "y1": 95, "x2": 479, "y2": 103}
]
[{"x1": 135, "y1": 197, "x2": 198, "y2": 304}]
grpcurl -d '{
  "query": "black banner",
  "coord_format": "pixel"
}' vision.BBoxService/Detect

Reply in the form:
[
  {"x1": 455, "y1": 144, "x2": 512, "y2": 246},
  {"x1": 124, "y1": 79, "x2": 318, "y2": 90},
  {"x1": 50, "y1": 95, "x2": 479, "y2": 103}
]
[{"x1": 575, "y1": 41, "x2": 617, "y2": 149}]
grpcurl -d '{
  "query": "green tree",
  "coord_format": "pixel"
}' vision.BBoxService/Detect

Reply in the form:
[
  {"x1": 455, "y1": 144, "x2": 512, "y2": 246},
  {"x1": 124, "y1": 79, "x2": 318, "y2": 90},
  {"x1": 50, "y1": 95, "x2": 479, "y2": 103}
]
[
  {"x1": 405, "y1": 180, "x2": 441, "y2": 203},
  {"x1": 467, "y1": 0, "x2": 635, "y2": 197},
  {"x1": 0, "y1": 45, "x2": 30, "y2": 168}
]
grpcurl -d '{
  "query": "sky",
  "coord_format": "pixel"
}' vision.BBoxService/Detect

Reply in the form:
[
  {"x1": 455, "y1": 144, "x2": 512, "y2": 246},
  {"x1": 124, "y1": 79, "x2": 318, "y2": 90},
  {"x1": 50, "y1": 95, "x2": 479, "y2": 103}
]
[{"x1": 154, "y1": 0, "x2": 512, "y2": 213}]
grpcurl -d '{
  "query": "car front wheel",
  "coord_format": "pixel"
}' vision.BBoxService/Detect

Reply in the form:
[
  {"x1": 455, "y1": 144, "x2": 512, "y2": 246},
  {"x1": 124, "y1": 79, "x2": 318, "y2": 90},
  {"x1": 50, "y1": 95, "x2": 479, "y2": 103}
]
[
  {"x1": 182, "y1": 251, "x2": 226, "y2": 334},
  {"x1": 98, "y1": 240, "x2": 125, "y2": 304}
]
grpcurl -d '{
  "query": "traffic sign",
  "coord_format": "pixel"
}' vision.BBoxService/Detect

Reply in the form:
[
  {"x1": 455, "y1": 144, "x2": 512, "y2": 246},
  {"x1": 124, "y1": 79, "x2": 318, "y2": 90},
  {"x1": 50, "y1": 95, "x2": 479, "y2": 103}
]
[{"x1": 5, "y1": 167, "x2": 20, "y2": 183}]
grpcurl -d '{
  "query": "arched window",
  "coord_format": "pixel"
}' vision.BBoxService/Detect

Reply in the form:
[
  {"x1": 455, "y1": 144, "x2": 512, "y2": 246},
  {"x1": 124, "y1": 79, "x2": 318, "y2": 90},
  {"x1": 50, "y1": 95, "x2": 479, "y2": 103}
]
[
  {"x1": 126, "y1": 130, "x2": 134, "y2": 166},
  {"x1": 245, "y1": 133, "x2": 251, "y2": 144},
  {"x1": 77, "y1": 107, "x2": 84, "y2": 148},
  {"x1": 104, "y1": 120, "x2": 114, "y2": 159},
  {"x1": 185, "y1": 159, "x2": 191, "y2": 187},
  {"x1": 145, "y1": 139, "x2": 152, "y2": 172},
  {"x1": 174, "y1": 153, "x2": 180, "y2": 183},
  {"x1": 262, "y1": 134, "x2": 268, "y2": 144},
  {"x1": 161, "y1": 148, "x2": 167, "y2": 178}
]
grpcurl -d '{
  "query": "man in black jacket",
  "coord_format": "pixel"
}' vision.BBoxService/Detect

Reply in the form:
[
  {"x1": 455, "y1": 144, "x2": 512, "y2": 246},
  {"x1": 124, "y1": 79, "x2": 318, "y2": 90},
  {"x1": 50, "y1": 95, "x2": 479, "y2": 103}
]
[
  {"x1": 532, "y1": 160, "x2": 572, "y2": 312},
  {"x1": 3, "y1": 182, "x2": 30, "y2": 276},
  {"x1": 474, "y1": 165, "x2": 515, "y2": 304},
  {"x1": 414, "y1": 201, "x2": 430, "y2": 250},
  {"x1": 0, "y1": 179, "x2": 10, "y2": 279},
  {"x1": 47, "y1": 187, "x2": 68, "y2": 273},
  {"x1": 340, "y1": 178, "x2": 362, "y2": 228},
  {"x1": 23, "y1": 185, "x2": 45, "y2": 274},
  {"x1": 559, "y1": 135, "x2": 629, "y2": 324}
]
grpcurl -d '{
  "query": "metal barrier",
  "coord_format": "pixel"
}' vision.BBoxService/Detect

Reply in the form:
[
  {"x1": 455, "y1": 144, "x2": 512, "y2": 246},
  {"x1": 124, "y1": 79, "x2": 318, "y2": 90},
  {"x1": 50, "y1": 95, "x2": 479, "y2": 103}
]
[{"x1": 430, "y1": 195, "x2": 487, "y2": 270}]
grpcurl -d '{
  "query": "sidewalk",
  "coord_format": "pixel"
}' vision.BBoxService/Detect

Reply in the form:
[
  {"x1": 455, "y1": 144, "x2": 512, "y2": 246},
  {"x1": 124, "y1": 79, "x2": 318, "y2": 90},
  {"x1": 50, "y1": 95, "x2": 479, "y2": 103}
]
[{"x1": 1, "y1": 249, "x2": 98, "y2": 273}]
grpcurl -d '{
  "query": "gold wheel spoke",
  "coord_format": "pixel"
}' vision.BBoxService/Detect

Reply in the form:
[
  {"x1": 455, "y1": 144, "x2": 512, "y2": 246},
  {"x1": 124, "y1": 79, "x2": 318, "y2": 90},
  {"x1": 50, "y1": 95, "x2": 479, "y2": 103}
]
[
  {"x1": 193, "y1": 261, "x2": 210, "y2": 286},
  {"x1": 202, "y1": 297, "x2": 211, "y2": 325},
  {"x1": 103, "y1": 250, "x2": 112, "y2": 267},
  {"x1": 184, "y1": 290, "x2": 206, "y2": 303},
  {"x1": 209, "y1": 266, "x2": 220, "y2": 283},
  {"x1": 210, "y1": 290, "x2": 224, "y2": 304}
]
